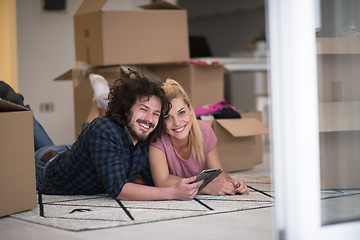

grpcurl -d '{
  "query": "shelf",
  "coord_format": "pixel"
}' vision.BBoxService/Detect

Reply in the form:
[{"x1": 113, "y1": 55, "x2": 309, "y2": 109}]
[
  {"x1": 317, "y1": 38, "x2": 360, "y2": 54},
  {"x1": 191, "y1": 57, "x2": 267, "y2": 72},
  {"x1": 318, "y1": 101, "x2": 360, "y2": 132}
]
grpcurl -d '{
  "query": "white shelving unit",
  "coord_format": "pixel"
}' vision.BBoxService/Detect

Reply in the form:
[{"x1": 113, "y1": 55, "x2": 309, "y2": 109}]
[{"x1": 317, "y1": 37, "x2": 360, "y2": 189}]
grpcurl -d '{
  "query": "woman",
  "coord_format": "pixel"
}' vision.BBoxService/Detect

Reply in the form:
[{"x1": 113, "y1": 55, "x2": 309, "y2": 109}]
[{"x1": 149, "y1": 79, "x2": 249, "y2": 195}]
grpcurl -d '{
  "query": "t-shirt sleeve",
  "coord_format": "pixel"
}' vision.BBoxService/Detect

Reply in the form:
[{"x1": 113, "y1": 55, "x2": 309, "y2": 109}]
[
  {"x1": 151, "y1": 135, "x2": 166, "y2": 153},
  {"x1": 199, "y1": 120, "x2": 218, "y2": 156}
]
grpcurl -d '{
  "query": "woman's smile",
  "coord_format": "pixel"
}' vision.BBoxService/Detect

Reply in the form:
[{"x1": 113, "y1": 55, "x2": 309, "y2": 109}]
[{"x1": 173, "y1": 125, "x2": 186, "y2": 133}]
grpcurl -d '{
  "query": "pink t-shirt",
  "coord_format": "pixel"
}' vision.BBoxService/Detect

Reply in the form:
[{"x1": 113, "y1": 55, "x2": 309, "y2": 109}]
[{"x1": 151, "y1": 120, "x2": 217, "y2": 178}]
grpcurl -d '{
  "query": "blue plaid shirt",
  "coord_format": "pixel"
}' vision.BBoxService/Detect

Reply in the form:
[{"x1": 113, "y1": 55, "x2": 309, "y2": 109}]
[{"x1": 43, "y1": 116, "x2": 154, "y2": 198}]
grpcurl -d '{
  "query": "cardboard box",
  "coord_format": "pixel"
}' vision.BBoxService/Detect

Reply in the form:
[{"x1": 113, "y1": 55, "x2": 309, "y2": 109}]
[
  {"x1": 240, "y1": 110, "x2": 264, "y2": 164},
  {"x1": 56, "y1": 63, "x2": 225, "y2": 137},
  {"x1": 74, "y1": 0, "x2": 189, "y2": 65},
  {"x1": 319, "y1": 101, "x2": 360, "y2": 189},
  {"x1": 0, "y1": 99, "x2": 37, "y2": 217},
  {"x1": 147, "y1": 63, "x2": 225, "y2": 109},
  {"x1": 208, "y1": 117, "x2": 269, "y2": 172}
]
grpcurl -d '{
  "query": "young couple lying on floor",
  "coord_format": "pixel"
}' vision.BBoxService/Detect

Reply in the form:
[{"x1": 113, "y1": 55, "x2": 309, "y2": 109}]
[{"x1": 0, "y1": 70, "x2": 248, "y2": 201}]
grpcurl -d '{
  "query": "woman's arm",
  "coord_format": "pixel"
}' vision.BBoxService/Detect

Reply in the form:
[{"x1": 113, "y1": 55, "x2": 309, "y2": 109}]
[
  {"x1": 201, "y1": 146, "x2": 249, "y2": 195},
  {"x1": 149, "y1": 145, "x2": 182, "y2": 187},
  {"x1": 116, "y1": 177, "x2": 203, "y2": 201},
  {"x1": 116, "y1": 145, "x2": 203, "y2": 201}
]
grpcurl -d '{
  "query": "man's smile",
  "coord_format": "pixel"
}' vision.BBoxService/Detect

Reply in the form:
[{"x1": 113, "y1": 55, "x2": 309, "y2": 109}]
[{"x1": 137, "y1": 119, "x2": 154, "y2": 131}]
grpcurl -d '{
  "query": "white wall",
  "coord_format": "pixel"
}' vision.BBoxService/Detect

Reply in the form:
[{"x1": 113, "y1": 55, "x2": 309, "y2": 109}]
[{"x1": 16, "y1": 0, "x2": 151, "y2": 145}]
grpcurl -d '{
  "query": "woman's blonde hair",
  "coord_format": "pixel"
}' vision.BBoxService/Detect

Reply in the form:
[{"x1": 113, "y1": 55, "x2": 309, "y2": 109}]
[{"x1": 162, "y1": 78, "x2": 205, "y2": 162}]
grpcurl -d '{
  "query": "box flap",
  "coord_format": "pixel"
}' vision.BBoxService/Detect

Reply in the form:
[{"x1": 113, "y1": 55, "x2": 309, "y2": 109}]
[
  {"x1": 319, "y1": 101, "x2": 360, "y2": 132},
  {"x1": 0, "y1": 98, "x2": 29, "y2": 112},
  {"x1": 215, "y1": 118, "x2": 269, "y2": 137},
  {"x1": 55, "y1": 64, "x2": 165, "y2": 83},
  {"x1": 55, "y1": 69, "x2": 73, "y2": 81},
  {"x1": 55, "y1": 62, "x2": 93, "y2": 84},
  {"x1": 139, "y1": 1, "x2": 182, "y2": 10},
  {"x1": 75, "y1": 0, "x2": 107, "y2": 16}
]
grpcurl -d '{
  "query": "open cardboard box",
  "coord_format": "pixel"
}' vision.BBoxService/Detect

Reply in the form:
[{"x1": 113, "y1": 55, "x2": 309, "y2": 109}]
[
  {"x1": 207, "y1": 114, "x2": 269, "y2": 172},
  {"x1": 74, "y1": 0, "x2": 189, "y2": 66},
  {"x1": 0, "y1": 99, "x2": 37, "y2": 217},
  {"x1": 56, "y1": 63, "x2": 225, "y2": 138},
  {"x1": 239, "y1": 110, "x2": 265, "y2": 164}
]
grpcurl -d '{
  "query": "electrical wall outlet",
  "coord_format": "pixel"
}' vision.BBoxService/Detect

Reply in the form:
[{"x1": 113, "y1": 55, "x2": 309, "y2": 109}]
[{"x1": 39, "y1": 103, "x2": 54, "y2": 112}]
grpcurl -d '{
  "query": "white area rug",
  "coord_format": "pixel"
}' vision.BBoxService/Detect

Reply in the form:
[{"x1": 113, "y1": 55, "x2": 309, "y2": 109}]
[
  {"x1": 10, "y1": 175, "x2": 273, "y2": 231},
  {"x1": 10, "y1": 174, "x2": 360, "y2": 231}
]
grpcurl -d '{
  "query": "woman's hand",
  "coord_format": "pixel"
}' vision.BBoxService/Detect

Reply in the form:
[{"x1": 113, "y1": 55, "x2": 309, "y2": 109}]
[
  {"x1": 200, "y1": 177, "x2": 250, "y2": 195},
  {"x1": 201, "y1": 177, "x2": 236, "y2": 195},
  {"x1": 229, "y1": 179, "x2": 249, "y2": 195},
  {"x1": 171, "y1": 176, "x2": 203, "y2": 201}
]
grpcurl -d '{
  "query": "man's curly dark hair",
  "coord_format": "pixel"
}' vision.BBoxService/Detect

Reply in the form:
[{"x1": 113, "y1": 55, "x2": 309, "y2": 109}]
[{"x1": 106, "y1": 69, "x2": 169, "y2": 142}]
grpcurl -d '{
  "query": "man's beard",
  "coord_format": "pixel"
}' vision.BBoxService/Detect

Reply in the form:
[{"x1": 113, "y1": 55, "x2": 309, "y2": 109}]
[{"x1": 126, "y1": 113, "x2": 155, "y2": 142}]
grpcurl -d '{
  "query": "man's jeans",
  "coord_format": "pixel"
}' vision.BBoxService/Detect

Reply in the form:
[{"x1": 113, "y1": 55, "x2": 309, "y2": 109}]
[{"x1": 35, "y1": 144, "x2": 72, "y2": 191}]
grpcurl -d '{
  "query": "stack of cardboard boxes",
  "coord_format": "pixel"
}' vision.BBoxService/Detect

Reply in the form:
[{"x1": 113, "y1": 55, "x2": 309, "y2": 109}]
[{"x1": 57, "y1": 0, "x2": 269, "y2": 172}]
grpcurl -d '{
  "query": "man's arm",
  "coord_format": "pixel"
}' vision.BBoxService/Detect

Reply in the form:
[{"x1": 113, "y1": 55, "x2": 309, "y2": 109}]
[{"x1": 116, "y1": 176, "x2": 203, "y2": 201}]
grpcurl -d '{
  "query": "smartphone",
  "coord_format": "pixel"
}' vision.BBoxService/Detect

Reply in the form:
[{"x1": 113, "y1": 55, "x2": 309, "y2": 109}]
[{"x1": 190, "y1": 168, "x2": 223, "y2": 191}]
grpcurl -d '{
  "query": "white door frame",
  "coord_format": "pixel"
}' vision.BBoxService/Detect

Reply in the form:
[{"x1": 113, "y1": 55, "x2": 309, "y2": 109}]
[{"x1": 267, "y1": 0, "x2": 360, "y2": 239}]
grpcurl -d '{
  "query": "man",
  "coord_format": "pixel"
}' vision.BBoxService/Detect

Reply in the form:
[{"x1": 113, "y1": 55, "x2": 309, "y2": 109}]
[{"x1": 1, "y1": 71, "x2": 202, "y2": 201}]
